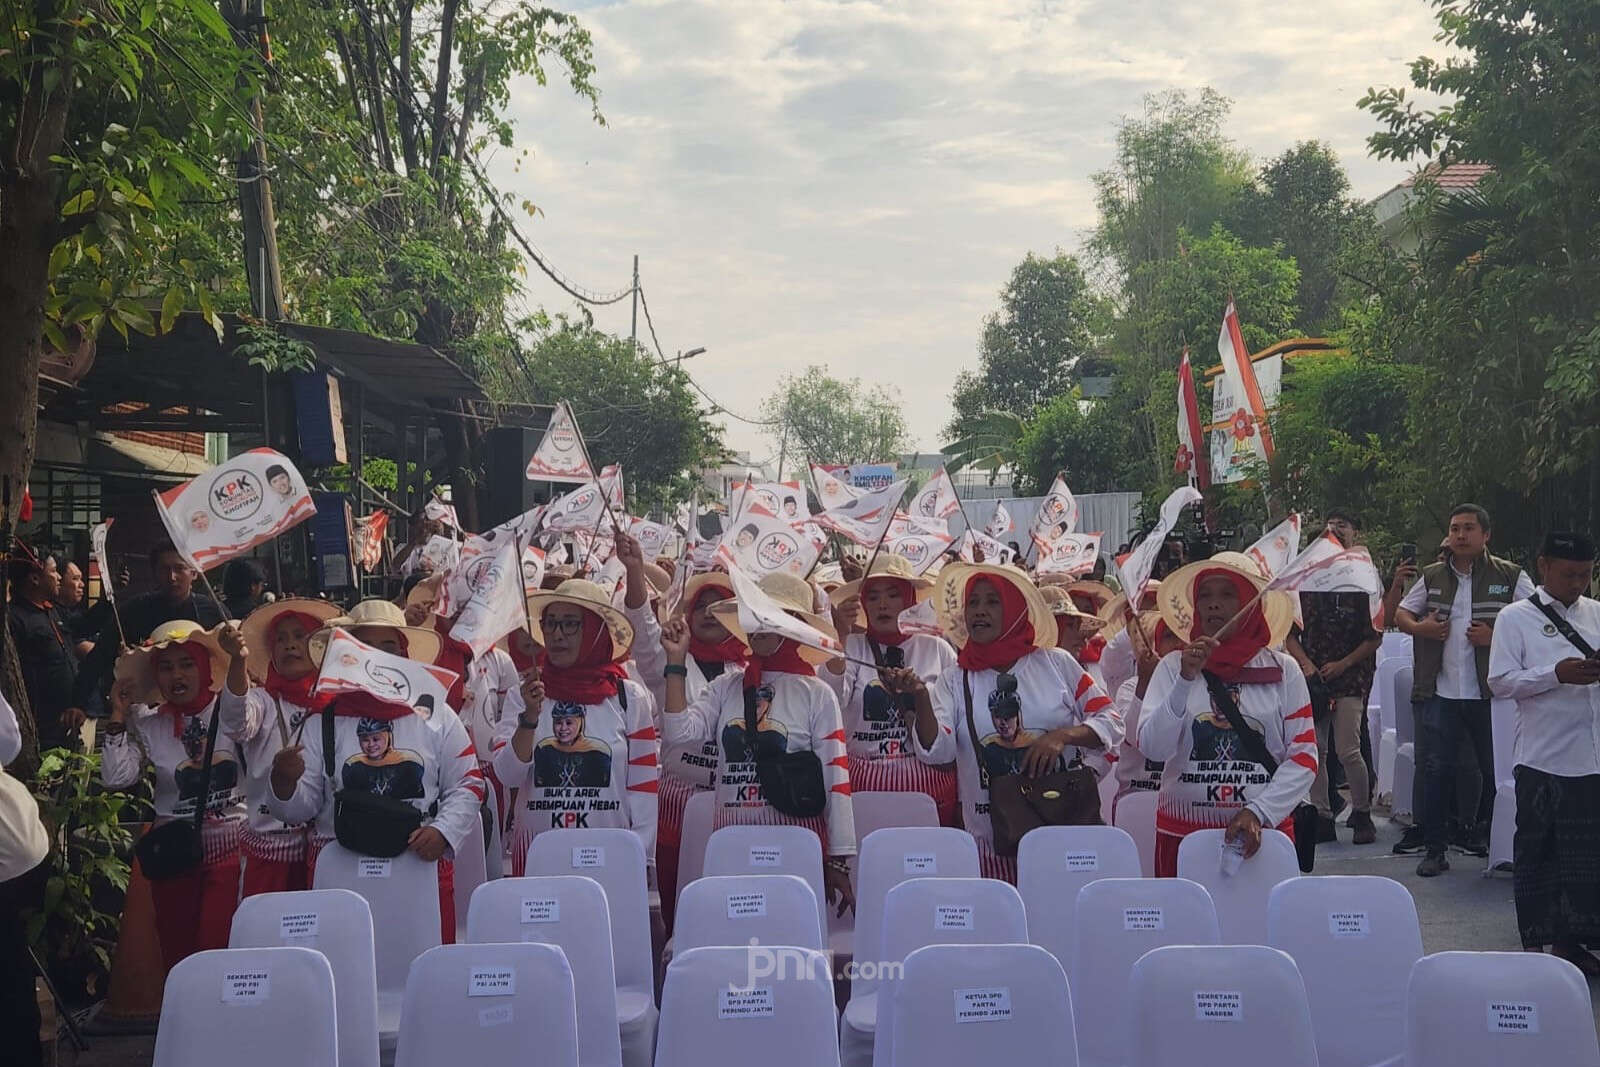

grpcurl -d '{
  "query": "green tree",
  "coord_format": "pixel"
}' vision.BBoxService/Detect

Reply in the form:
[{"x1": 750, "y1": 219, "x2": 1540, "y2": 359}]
[
  {"x1": 941, "y1": 410, "x2": 1027, "y2": 487},
  {"x1": 1013, "y1": 392, "x2": 1141, "y2": 495},
  {"x1": 762, "y1": 366, "x2": 912, "y2": 468}
]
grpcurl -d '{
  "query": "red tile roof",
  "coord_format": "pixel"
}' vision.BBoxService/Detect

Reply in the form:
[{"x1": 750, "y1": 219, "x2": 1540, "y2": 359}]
[{"x1": 1403, "y1": 162, "x2": 1492, "y2": 189}]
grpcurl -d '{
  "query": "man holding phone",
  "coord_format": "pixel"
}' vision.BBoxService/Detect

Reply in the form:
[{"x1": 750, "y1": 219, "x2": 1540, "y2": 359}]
[
  {"x1": 1396, "y1": 504, "x2": 1533, "y2": 876},
  {"x1": 1488, "y1": 531, "x2": 1600, "y2": 974}
]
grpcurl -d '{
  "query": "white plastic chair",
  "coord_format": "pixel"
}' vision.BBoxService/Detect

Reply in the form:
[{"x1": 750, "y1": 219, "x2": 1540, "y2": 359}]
[
  {"x1": 1268, "y1": 875, "x2": 1422, "y2": 1067},
  {"x1": 1486, "y1": 701, "x2": 1517, "y2": 872},
  {"x1": 1380, "y1": 631, "x2": 1412, "y2": 664},
  {"x1": 865, "y1": 877, "x2": 1030, "y2": 1067},
  {"x1": 1407, "y1": 951, "x2": 1600, "y2": 1067},
  {"x1": 485, "y1": 779, "x2": 504, "y2": 880},
  {"x1": 675, "y1": 874, "x2": 824, "y2": 954},
  {"x1": 1374, "y1": 657, "x2": 1405, "y2": 800},
  {"x1": 702, "y1": 823, "x2": 827, "y2": 934},
  {"x1": 674, "y1": 790, "x2": 716, "y2": 904},
  {"x1": 656, "y1": 946, "x2": 842, "y2": 1067},
  {"x1": 830, "y1": 790, "x2": 940, "y2": 965},
  {"x1": 229, "y1": 888, "x2": 379, "y2": 1067},
  {"x1": 153, "y1": 947, "x2": 337, "y2": 1067},
  {"x1": 1176, "y1": 828, "x2": 1299, "y2": 945},
  {"x1": 1070, "y1": 877, "x2": 1220, "y2": 1067},
  {"x1": 889, "y1": 943, "x2": 1079, "y2": 1067},
  {"x1": 1113, "y1": 789, "x2": 1158, "y2": 878},
  {"x1": 465, "y1": 876, "x2": 624, "y2": 1067},
  {"x1": 1018, "y1": 825, "x2": 1142, "y2": 971},
  {"x1": 1128, "y1": 945, "x2": 1320, "y2": 1067},
  {"x1": 313, "y1": 842, "x2": 441, "y2": 1055},
  {"x1": 393, "y1": 942, "x2": 580, "y2": 1067},
  {"x1": 452, "y1": 807, "x2": 489, "y2": 940},
  {"x1": 525, "y1": 828, "x2": 657, "y2": 1065}
]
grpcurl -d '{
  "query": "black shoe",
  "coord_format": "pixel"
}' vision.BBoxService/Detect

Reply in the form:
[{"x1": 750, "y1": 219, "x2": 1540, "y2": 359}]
[
  {"x1": 1417, "y1": 852, "x2": 1451, "y2": 877},
  {"x1": 1393, "y1": 826, "x2": 1427, "y2": 855},
  {"x1": 1317, "y1": 815, "x2": 1338, "y2": 844},
  {"x1": 1452, "y1": 828, "x2": 1490, "y2": 858},
  {"x1": 1349, "y1": 810, "x2": 1378, "y2": 845}
]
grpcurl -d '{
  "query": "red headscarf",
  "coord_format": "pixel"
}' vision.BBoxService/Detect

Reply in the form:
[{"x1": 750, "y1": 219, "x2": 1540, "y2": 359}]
[
  {"x1": 1078, "y1": 633, "x2": 1106, "y2": 664},
  {"x1": 320, "y1": 691, "x2": 417, "y2": 720},
  {"x1": 863, "y1": 576, "x2": 919, "y2": 647},
  {"x1": 688, "y1": 584, "x2": 748, "y2": 665},
  {"x1": 539, "y1": 609, "x2": 628, "y2": 705},
  {"x1": 433, "y1": 615, "x2": 472, "y2": 708},
  {"x1": 1186, "y1": 567, "x2": 1274, "y2": 682},
  {"x1": 507, "y1": 632, "x2": 539, "y2": 675},
  {"x1": 956, "y1": 574, "x2": 1038, "y2": 672},
  {"x1": 743, "y1": 637, "x2": 815, "y2": 693},
  {"x1": 263, "y1": 610, "x2": 322, "y2": 708},
  {"x1": 156, "y1": 640, "x2": 216, "y2": 735}
]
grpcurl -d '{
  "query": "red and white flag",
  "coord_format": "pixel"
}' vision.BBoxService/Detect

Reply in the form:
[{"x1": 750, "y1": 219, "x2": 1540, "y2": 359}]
[
  {"x1": 730, "y1": 480, "x2": 808, "y2": 523},
  {"x1": 984, "y1": 502, "x2": 1014, "y2": 539},
  {"x1": 1266, "y1": 533, "x2": 1383, "y2": 596},
  {"x1": 1030, "y1": 474, "x2": 1079, "y2": 543},
  {"x1": 628, "y1": 517, "x2": 674, "y2": 560},
  {"x1": 153, "y1": 448, "x2": 315, "y2": 571},
  {"x1": 907, "y1": 466, "x2": 961, "y2": 524},
  {"x1": 524, "y1": 401, "x2": 595, "y2": 482},
  {"x1": 812, "y1": 478, "x2": 907, "y2": 547},
  {"x1": 598, "y1": 464, "x2": 624, "y2": 510},
  {"x1": 1244, "y1": 514, "x2": 1302, "y2": 580},
  {"x1": 1216, "y1": 300, "x2": 1275, "y2": 466},
  {"x1": 544, "y1": 481, "x2": 613, "y2": 533},
  {"x1": 422, "y1": 497, "x2": 459, "y2": 531},
  {"x1": 716, "y1": 510, "x2": 821, "y2": 580},
  {"x1": 1036, "y1": 531, "x2": 1103, "y2": 577},
  {"x1": 809, "y1": 464, "x2": 865, "y2": 510},
  {"x1": 354, "y1": 511, "x2": 389, "y2": 572},
  {"x1": 448, "y1": 542, "x2": 526, "y2": 658},
  {"x1": 897, "y1": 598, "x2": 943, "y2": 638},
  {"x1": 1175, "y1": 347, "x2": 1211, "y2": 488},
  {"x1": 959, "y1": 528, "x2": 1013, "y2": 564},
  {"x1": 886, "y1": 528, "x2": 955, "y2": 575},
  {"x1": 1117, "y1": 485, "x2": 1203, "y2": 597},
  {"x1": 723, "y1": 565, "x2": 842, "y2": 656},
  {"x1": 521, "y1": 546, "x2": 547, "y2": 596},
  {"x1": 314, "y1": 628, "x2": 459, "y2": 715}
]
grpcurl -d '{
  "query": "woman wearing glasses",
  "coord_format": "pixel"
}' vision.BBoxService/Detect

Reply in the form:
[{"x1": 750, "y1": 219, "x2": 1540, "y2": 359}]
[
  {"x1": 492, "y1": 578, "x2": 659, "y2": 876},
  {"x1": 886, "y1": 563, "x2": 1122, "y2": 882}
]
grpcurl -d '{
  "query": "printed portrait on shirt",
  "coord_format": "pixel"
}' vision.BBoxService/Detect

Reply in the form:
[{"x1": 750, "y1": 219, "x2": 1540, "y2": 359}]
[
  {"x1": 173, "y1": 714, "x2": 240, "y2": 810},
  {"x1": 342, "y1": 717, "x2": 426, "y2": 799},
  {"x1": 721, "y1": 684, "x2": 790, "y2": 762},
  {"x1": 533, "y1": 702, "x2": 613, "y2": 788},
  {"x1": 1189, "y1": 690, "x2": 1269, "y2": 767},
  {"x1": 978, "y1": 689, "x2": 1039, "y2": 785}
]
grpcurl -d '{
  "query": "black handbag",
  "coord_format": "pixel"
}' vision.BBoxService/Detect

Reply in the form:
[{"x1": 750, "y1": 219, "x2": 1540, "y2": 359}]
[
  {"x1": 745, "y1": 685, "x2": 827, "y2": 819},
  {"x1": 324, "y1": 709, "x2": 424, "y2": 857},
  {"x1": 135, "y1": 702, "x2": 219, "y2": 881},
  {"x1": 1201, "y1": 671, "x2": 1319, "y2": 873}
]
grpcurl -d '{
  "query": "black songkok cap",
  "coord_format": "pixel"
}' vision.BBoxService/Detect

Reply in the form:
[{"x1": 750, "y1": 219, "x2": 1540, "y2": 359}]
[{"x1": 1541, "y1": 531, "x2": 1596, "y2": 561}]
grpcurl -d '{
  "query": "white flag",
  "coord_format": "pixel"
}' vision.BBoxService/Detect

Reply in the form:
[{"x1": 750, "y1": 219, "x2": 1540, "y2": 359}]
[
  {"x1": 473, "y1": 506, "x2": 546, "y2": 554},
  {"x1": 716, "y1": 510, "x2": 821, "y2": 580},
  {"x1": 897, "y1": 598, "x2": 943, "y2": 638},
  {"x1": 448, "y1": 542, "x2": 526, "y2": 658},
  {"x1": 592, "y1": 556, "x2": 627, "y2": 605},
  {"x1": 419, "y1": 534, "x2": 460, "y2": 576},
  {"x1": 1030, "y1": 474, "x2": 1079, "y2": 542},
  {"x1": 809, "y1": 464, "x2": 864, "y2": 509},
  {"x1": 1116, "y1": 485, "x2": 1203, "y2": 597},
  {"x1": 598, "y1": 464, "x2": 624, "y2": 510},
  {"x1": 1036, "y1": 531, "x2": 1103, "y2": 577},
  {"x1": 907, "y1": 466, "x2": 961, "y2": 524},
  {"x1": 729, "y1": 480, "x2": 809, "y2": 523},
  {"x1": 544, "y1": 481, "x2": 613, "y2": 533},
  {"x1": 984, "y1": 502, "x2": 1014, "y2": 539},
  {"x1": 422, "y1": 497, "x2": 459, "y2": 531},
  {"x1": 524, "y1": 401, "x2": 595, "y2": 482},
  {"x1": 152, "y1": 448, "x2": 315, "y2": 571},
  {"x1": 91, "y1": 520, "x2": 116, "y2": 606},
  {"x1": 1244, "y1": 514, "x2": 1302, "y2": 580},
  {"x1": 812, "y1": 478, "x2": 908, "y2": 547},
  {"x1": 1266, "y1": 533, "x2": 1384, "y2": 596},
  {"x1": 314, "y1": 628, "x2": 459, "y2": 716},
  {"x1": 887, "y1": 529, "x2": 955, "y2": 575},
  {"x1": 959, "y1": 528, "x2": 1013, "y2": 564},
  {"x1": 521, "y1": 546, "x2": 547, "y2": 596},
  {"x1": 724, "y1": 565, "x2": 842, "y2": 656},
  {"x1": 662, "y1": 556, "x2": 691, "y2": 620},
  {"x1": 628, "y1": 518, "x2": 674, "y2": 559}
]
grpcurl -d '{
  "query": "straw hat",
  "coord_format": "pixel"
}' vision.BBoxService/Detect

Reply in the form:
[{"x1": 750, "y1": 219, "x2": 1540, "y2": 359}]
[
  {"x1": 933, "y1": 562, "x2": 1058, "y2": 651},
  {"x1": 525, "y1": 578, "x2": 634, "y2": 659},
  {"x1": 1064, "y1": 580, "x2": 1117, "y2": 615},
  {"x1": 643, "y1": 562, "x2": 672, "y2": 597},
  {"x1": 114, "y1": 620, "x2": 230, "y2": 706},
  {"x1": 828, "y1": 552, "x2": 935, "y2": 607},
  {"x1": 403, "y1": 573, "x2": 445, "y2": 610},
  {"x1": 710, "y1": 571, "x2": 839, "y2": 664},
  {"x1": 669, "y1": 572, "x2": 737, "y2": 621},
  {"x1": 1095, "y1": 579, "x2": 1163, "y2": 639},
  {"x1": 811, "y1": 562, "x2": 845, "y2": 591},
  {"x1": 1156, "y1": 551, "x2": 1295, "y2": 647},
  {"x1": 1039, "y1": 586, "x2": 1108, "y2": 633},
  {"x1": 240, "y1": 597, "x2": 343, "y2": 681},
  {"x1": 310, "y1": 599, "x2": 442, "y2": 664}
]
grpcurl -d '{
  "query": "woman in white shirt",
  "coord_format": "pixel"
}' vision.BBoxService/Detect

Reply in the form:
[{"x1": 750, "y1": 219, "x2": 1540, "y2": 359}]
[
  {"x1": 661, "y1": 572, "x2": 856, "y2": 914},
  {"x1": 890, "y1": 564, "x2": 1122, "y2": 883},
  {"x1": 1040, "y1": 585, "x2": 1109, "y2": 683},
  {"x1": 103, "y1": 621, "x2": 249, "y2": 970},
  {"x1": 824, "y1": 555, "x2": 958, "y2": 822},
  {"x1": 492, "y1": 579, "x2": 659, "y2": 876},
  {"x1": 1112, "y1": 611, "x2": 1184, "y2": 810}
]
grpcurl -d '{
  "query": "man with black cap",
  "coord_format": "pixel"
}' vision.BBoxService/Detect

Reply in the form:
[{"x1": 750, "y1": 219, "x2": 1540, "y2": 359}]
[{"x1": 1489, "y1": 531, "x2": 1600, "y2": 975}]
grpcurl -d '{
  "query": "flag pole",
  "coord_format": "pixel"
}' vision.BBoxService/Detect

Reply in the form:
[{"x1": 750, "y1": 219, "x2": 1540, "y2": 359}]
[{"x1": 150, "y1": 489, "x2": 233, "y2": 622}]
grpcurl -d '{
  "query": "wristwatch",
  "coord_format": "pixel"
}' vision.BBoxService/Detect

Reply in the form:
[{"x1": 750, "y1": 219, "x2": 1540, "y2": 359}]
[
  {"x1": 515, "y1": 714, "x2": 539, "y2": 732},
  {"x1": 663, "y1": 663, "x2": 688, "y2": 678}
]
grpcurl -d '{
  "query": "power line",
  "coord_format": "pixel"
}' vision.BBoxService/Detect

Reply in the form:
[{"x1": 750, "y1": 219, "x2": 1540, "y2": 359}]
[{"x1": 634, "y1": 283, "x2": 782, "y2": 428}]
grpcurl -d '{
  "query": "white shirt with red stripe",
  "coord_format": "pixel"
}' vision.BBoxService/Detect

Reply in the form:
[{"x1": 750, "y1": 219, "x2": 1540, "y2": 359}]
[
  {"x1": 219, "y1": 687, "x2": 316, "y2": 862},
  {"x1": 1137, "y1": 647, "x2": 1316, "y2": 836},
  {"x1": 827, "y1": 632, "x2": 956, "y2": 761},
  {"x1": 664, "y1": 668, "x2": 857, "y2": 857},
  {"x1": 627, "y1": 602, "x2": 722, "y2": 790},
  {"x1": 490, "y1": 679, "x2": 659, "y2": 862},
  {"x1": 459, "y1": 647, "x2": 524, "y2": 760},
  {"x1": 1111, "y1": 677, "x2": 1163, "y2": 801},
  {"x1": 917, "y1": 646, "x2": 1121, "y2": 852}
]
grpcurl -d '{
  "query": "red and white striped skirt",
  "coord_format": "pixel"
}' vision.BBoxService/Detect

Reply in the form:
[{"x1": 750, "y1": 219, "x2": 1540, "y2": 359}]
[
  {"x1": 712, "y1": 804, "x2": 831, "y2": 850},
  {"x1": 847, "y1": 756, "x2": 960, "y2": 826},
  {"x1": 240, "y1": 827, "x2": 307, "y2": 865}
]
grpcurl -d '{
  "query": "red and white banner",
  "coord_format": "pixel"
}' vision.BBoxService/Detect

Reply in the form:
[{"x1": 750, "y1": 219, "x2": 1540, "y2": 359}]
[
  {"x1": 1266, "y1": 533, "x2": 1383, "y2": 596},
  {"x1": 886, "y1": 528, "x2": 955, "y2": 575},
  {"x1": 984, "y1": 502, "x2": 1014, "y2": 539},
  {"x1": 716, "y1": 510, "x2": 821, "y2": 580},
  {"x1": 809, "y1": 463, "x2": 865, "y2": 510},
  {"x1": 907, "y1": 466, "x2": 961, "y2": 524},
  {"x1": 544, "y1": 481, "x2": 613, "y2": 533},
  {"x1": 897, "y1": 598, "x2": 943, "y2": 638},
  {"x1": 1175, "y1": 347, "x2": 1211, "y2": 488},
  {"x1": 730, "y1": 480, "x2": 808, "y2": 523},
  {"x1": 354, "y1": 511, "x2": 389, "y2": 572},
  {"x1": 811, "y1": 478, "x2": 907, "y2": 547},
  {"x1": 1035, "y1": 531, "x2": 1103, "y2": 577},
  {"x1": 1216, "y1": 300, "x2": 1275, "y2": 468},
  {"x1": 628, "y1": 517, "x2": 674, "y2": 560},
  {"x1": 448, "y1": 542, "x2": 526, "y2": 658},
  {"x1": 1117, "y1": 485, "x2": 1203, "y2": 597},
  {"x1": 724, "y1": 564, "x2": 842, "y2": 656},
  {"x1": 1244, "y1": 514, "x2": 1302, "y2": 580},
  {"x1": 314, "y1": 628, "x2": 459, "y2": 715},
  {"x1": 153, "y1": 448, "x2": 315, "y2": 571},
  {"x1": 1030, "y1": 474, "x2": 1079, "y2": 543},
  {"x1": 524, "y1": 401, "x2": 595, "y2": 482}
]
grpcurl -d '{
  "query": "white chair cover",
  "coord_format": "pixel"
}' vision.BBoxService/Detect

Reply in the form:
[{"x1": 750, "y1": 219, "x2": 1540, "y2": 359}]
[
  {"x1": 229, "y1": 888, "x2": 379, "y2": 1067},
  {"x1": 1268, "y1": 875, "x2": 1422, "y2": 1067},
  {"x1": 1176, "y1": 827, "x2": 1298, "y2": 945},
  {"x1": 1112, "y1": 789, "x2": 1158, "y2": 878},
  {"x1": 1098, "y1": 769, "x2": 1119, "y2": 823},
  {"x1": 1018, "y1": 825, "x2": 1142, "y2": 971},
  {"x1": 829, "y1": 789, "x2": 940, "y2": 968},
  {"x1": 465, "y1": 876, "x2": 624, "y2": 1067},
  {"x1": 1407, "y1": 951, "x2": 1600, "y2": 1067},
  {"x1": 866, "y1": 877, "x2": 1030, "y2": 1067},
  {"x1": 889, "y1": 943, "x2": 1079, "y2": 1067},
  {"x1": 1379, "y1": 631, "x2": 1412, "y2": 664},
  {"x1": 702, "y1": 823, "x2": 827, "y2": 934},
  {"x1": 656, "y1": 946, "x2": 842, "y2": 1067},
  {"x1": 1070, "y1": 877, "x2": 1220, "y2": 1067},
  {"x1": 1128, "y1": 944, "x2": 1319, "y2": 1067},
  {"x1": 1374, "y1": 656, "x2": 1407, "y2": 799},
  {"x1": 452, "y1": 808, "x2": 489, "y2": 942},
  {"x1": 525, "y1": 828, "x2": 657, "y2": 1065},
  {"x1": 393, "y1": 942, "x2": 580, "y2": 1067},
  {"x1": 675, "y1": 874, "x2": 824, "y2": 954},
  {"x1": 485, "y1": 777, "x2": 504, "y2": 880},
  {"x1": 153, "y1": 947, "x2": 337, "y2": 1067},
  {"x1": 675, "y1": 790, "x2": 716, "y2": 905},
  {"x1": 1391, "y1": 665, "x2": 1415, "y2": 746}
]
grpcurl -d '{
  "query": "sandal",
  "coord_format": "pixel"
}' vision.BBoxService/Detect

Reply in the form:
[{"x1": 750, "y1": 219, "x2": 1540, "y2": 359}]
[{"x1": 1552, "y1": 941, "x2": 1600, "y2": 978}]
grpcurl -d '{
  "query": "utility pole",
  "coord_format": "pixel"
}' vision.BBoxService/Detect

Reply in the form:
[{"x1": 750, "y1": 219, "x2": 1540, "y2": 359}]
[
  {"x1": 223, "y1": 0, "x2": 285, "y2": 322},
  {"x1": 630, "y1": 254, "x2": 639, "y2": 347}
]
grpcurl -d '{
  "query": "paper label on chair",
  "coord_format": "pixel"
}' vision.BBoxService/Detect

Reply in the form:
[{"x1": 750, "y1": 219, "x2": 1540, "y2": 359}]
[
  {"x1": 1487, "y1": 1001, "x2": 1540, "y2": 1034},
  {"x1": 572, "y1": 845, "x2": 604, "y2": 868},
  {"x1": 1194, "y1": 991, "x2": 1243, "y2": 1021},
  {"x1": 727, "y1": 892, "x2": 767, "y2": 919},
  {"x1": 1065, "y1": 850, "x2": 1098, "y2": 872},
  {"x1": 279, "y1": 912, "x2": 319, "y2": 941},
  {"x1": 903, "y1": 853, "x2": 937, "y2": 874},
  {"x1": 478, "y1": 1005, "x2": 514, "y2": 1028},
  {"x1": 749, "y1": 845, "x2": 783, "y2": 867},
  {"x1": 1328, "y1": 911, "x2": 1369, "y2": 938},
  {"x1": 953, "y1": 987, "x2": 1012, "y2": 1023},
  {"x1": 222, "y1": 971, "x2": 270, "y2": 1003},
  {"x1": 1123, "y1": 906, "x2": 1164, "y2": 931},
  {"x1": 719, "y1": 986, "x2": 775, "y2": 1019},
  {"x1": 936, "y1": 904, "x2": 974, "y2": 931},
  {"x1": 468, "y1": 966, "x2": 516, "y2": 997},
  {"x1": 357, "y1": 857, "x2": 391, "y2": 879},
  {"x1": 520, "y1": 898, "x2": 559, "y2": 924}
]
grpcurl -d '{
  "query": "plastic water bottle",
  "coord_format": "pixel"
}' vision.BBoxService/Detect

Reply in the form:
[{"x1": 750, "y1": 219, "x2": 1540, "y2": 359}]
[{"x1": 1219, "y1": 836, "x2": 1246, "y2": 877}]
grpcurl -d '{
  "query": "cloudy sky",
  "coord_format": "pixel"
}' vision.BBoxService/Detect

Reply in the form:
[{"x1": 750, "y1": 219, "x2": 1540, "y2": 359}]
[{"x1": 491, "y1": 0, "x2": 1447, "y2": 464}]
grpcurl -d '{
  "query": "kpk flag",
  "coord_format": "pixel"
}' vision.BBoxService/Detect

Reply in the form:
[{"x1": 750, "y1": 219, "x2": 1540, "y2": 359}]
[
  {"x1": 1175, "y1": 347, "x2": 1211, "y2": 488},
  {"x1": 524, "y1": 400, "x2": 595, "y2": 482},
  {"x1": 716, "y1": 510, "x2": 821, "y2": 580},
  {"x1": 984, "y1": 502, "x2": 1015, "y2": 539},
  {"x1": 897, "y1": 598, "x2": 943, "y2": 638},
  {"x1": 811, "y1": 478, "x2": 908, "y2": 547},
  {"x1": 1117, "y1": 485, "x2": 1203, "y2": 597},
  {"x1": 314, "y1": 628, "x2": 459, "y2": 716},
  {"x1": 354, "y1": 511, "x2": 390, "y2": 572},
  {"x1": 1036, "y1": 532, "x2": 1103, "y2": 577},
  {"x1": 448, "y1": 542, "x2": 526, "y2": 658},
  {"x1": 730, "y1": 480, "x2": 809, "y2": 522},
  {"x1": 90, "y1": 520, "x2": 116, "y2": 606},
  {"x1": 544, "y1": 480, "x2": 613, "y2": 533},
  {"x1": 153, "y1": 448, "x2": 315, "y2": 571},
  {"x1": 422, "y1": 497, "x2": 459, "y2": 531},
  {"x1": 1030, "y1": 474, "x2": 1079, "y2": 543},
  {"x1": 959, "y1": 528, "x2": 1012, "y2": 564},
  {"x1": 628, "y1": 518, "x2": 674, "y2": 559},
  {"x1": 887, "y1": 528, "x2": 955, "y2": 575},
  {"x1": 1217, "y1": 299, "x2": 1276, "y2": 466},
  {"x1": 810, "y1": 463, "x2": 865, "y2": 509},
  {"x1": 907, "y1": 467, "x2": 960, "y2": 524},
  {"x1": 1245, "y1": 514, "x2": 1303, "y2": 580},
  {"x1": 521, "y1": 546, "x2": 547, "y2": 596},
  {"x1": 1266, "y1": 533, "x2": 1384, "y2": 597},
  {"x1": 720, "y1": 564, "x2": 843, "y2": 657}
]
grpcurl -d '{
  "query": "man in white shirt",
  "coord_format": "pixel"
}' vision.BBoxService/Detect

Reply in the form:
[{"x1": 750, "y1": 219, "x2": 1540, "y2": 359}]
[
  {"x1": 1396, "y1": 504, "x2": 1534, "y2": 876},
  {"x1": 1488, "y1": 531, "x2": 1600, "y2": 975}
]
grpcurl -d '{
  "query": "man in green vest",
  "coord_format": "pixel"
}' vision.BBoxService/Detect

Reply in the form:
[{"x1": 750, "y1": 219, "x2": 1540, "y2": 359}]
[{"x1": 1397, "y1": 504, "x2": 1533, "y2": 877}]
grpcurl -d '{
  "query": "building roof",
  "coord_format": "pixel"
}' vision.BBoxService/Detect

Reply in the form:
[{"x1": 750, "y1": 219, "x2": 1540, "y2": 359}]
[{"x1": 1402, "y1": 162, "x2": 1492, "y2": 190}]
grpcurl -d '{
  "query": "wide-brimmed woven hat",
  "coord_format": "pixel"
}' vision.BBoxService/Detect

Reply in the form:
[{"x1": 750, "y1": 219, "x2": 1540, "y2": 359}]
[
  {"x1": 1039, "y1": 585, "x2": 1108, "y2": 633},
  {"x1": 240, "y1": 597, "x2": 343, "y2": 681},
  {"x1": 668, "y1": 572, "x2": 737, "y2": 621},
  {"x1": 710, "y1": 571, "x2": 838, "y2": 664},
  {"x1": 114, "y1": 620, "x2": 230, "y2": 706},
  {"x1": 311, "y1": 599, "x2": 442, "y2": 664},
  {"x1": 933, "y1": 562, "x2": 1057, "y2": 651},
  {"x1": 828, "y1": 552, "x2": 936, "y2": 607},
  {"x1": 525, "y1": 578, "x2": 634, "y2": 660},
  {"x1": 1156, "y1": 551, "x2": 1295, "y2": 647}
]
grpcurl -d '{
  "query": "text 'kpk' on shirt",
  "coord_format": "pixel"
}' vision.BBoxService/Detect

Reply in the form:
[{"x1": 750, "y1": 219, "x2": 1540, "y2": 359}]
[
  {"x1": 1488, "y1": 589, "x2": 1600, "y2": 778},
  {"x1": 825, "y1": 631, "x2": 956, "y2": 762}
]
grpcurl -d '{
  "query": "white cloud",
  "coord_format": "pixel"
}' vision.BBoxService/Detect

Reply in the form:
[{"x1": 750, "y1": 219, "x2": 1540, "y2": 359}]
[{"x1": 491, "y1": 0, "x2": 1446, "y2": 463}]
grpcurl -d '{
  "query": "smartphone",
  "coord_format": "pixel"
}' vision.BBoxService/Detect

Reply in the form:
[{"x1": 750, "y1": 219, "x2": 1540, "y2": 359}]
[{"x1": 1397, "y1": 543, "x2": 1418, "y2": 564}]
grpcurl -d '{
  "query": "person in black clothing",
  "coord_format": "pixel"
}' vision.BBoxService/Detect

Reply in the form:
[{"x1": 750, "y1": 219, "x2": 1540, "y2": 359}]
[
  {"x1": 222, "y1": 558, "x2": 267, "y2": 619},
  {"x1": 7, "y1": 548, "x2": 83, "y2": 750},
  {"x1": 73, "y1": 540, "x2": 223, "y2": 717}
]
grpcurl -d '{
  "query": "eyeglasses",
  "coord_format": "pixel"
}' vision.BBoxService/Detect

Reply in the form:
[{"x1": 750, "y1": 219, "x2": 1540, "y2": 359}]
[{"x1": 540, "y1": 617, "x2": 583, "y2": 636}]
